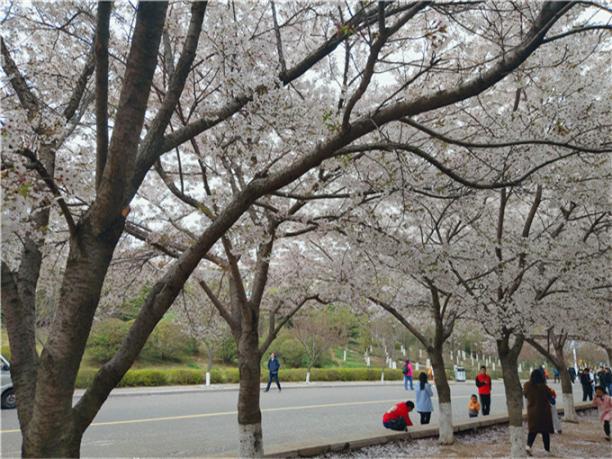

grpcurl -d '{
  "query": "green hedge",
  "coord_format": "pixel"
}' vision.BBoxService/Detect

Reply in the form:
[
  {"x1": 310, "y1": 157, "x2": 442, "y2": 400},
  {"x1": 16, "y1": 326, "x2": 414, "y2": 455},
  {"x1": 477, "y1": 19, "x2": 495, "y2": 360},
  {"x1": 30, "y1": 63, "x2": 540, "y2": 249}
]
[{"x1": 75, "y1": 367, "x2": 406, "y2": 388}]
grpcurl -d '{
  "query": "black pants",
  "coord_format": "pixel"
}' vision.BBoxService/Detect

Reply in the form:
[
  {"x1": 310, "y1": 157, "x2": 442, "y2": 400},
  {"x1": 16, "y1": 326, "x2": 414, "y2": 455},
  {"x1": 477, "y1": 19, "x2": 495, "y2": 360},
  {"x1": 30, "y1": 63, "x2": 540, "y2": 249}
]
[
  {"x1": 419, "y1": 411, "x2": 431, "y2": 425},
  {"x1": 582, "y1": 384, "x2": 593, "y2": 401},
  {"x1": 604, "y1": 420, "x2": 610, "y2": 437},
  {"x1": 265, "y1": 373, "x2": 281, "y2": 391},
  {"x1": 480, "y1": 394, "x2": 491, "y2": 415},
  {"x1": 383, "y1": 418, "x2": 407, "y2": 431},
  {"x1": 527, "y1": 432, "x2": 550, "y2": 451}
]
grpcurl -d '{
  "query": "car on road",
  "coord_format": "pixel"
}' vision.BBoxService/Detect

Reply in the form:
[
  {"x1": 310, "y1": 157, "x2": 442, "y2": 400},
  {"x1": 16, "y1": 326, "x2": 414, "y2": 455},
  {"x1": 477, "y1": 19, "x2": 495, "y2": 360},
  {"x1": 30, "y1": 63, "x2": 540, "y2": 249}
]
[{"x1": 1, "y1": 355, "x2": 16, "y2": 409}]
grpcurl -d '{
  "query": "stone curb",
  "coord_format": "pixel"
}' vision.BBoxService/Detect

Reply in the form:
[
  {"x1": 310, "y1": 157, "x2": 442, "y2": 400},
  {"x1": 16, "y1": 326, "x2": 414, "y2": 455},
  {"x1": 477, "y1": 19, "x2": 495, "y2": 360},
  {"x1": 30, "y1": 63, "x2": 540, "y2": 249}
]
[{"x1": 263, "y1": 403, "x2": 595, "y2": 458}]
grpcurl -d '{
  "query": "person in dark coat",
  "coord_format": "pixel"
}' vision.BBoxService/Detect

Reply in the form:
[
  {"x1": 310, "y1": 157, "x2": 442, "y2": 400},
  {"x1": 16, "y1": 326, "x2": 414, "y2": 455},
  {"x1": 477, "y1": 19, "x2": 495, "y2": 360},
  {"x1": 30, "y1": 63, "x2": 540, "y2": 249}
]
[
  {"x1": 568, "y1": 366, "x2": 576, "y2": 384},
  {"x1": 523, "y1": 369, "x2": 554, "y2": 455},
  {"x1": 580, "y1": 368, "x2": 594, "y2": 401},
  {"x1": 265, "y1": 352, "x2": 281, "y2": 392}
]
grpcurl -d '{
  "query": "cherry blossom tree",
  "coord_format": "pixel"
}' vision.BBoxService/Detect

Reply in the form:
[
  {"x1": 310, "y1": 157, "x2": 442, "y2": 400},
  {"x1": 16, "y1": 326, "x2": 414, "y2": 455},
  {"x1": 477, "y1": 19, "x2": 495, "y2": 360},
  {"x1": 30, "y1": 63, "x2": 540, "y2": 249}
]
[{"x1": 1, "y1": 1, "x2": 609, "y2": 457}]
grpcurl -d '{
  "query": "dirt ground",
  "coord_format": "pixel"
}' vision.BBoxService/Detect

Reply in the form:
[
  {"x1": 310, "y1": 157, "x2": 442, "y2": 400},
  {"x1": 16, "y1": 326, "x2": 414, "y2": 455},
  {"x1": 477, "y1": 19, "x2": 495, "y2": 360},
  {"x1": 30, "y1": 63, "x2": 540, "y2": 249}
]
[{"x1": 322, "y1": 410, "x2": 611, "y2": 458}]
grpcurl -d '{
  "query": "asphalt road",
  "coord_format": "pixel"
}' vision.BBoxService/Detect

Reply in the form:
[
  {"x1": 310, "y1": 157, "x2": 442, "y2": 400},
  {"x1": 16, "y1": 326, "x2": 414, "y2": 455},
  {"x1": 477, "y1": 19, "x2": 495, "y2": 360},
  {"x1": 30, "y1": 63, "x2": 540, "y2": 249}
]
[{"x1": 0, "y1": 381, "x2": 581, "y2": 457}]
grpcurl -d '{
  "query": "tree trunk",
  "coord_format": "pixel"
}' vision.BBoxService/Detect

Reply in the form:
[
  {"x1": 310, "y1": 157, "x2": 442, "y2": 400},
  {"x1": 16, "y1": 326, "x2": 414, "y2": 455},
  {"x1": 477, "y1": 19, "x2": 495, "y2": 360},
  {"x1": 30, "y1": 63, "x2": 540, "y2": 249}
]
[
  {"x1": 429, "y1": 346, "x2": 454, "y2": 445},
  {"x1": 22, "y1": 224, "x2": 122, "y2": 457},
  {"x1": 497, "y1": 336, "x2": 525, "y2": 458},
  {"x1": 237, "y1": 329, "x2": 263, "y2": 458},
  {"x1": 554, "y1": 345, "x2": 577, "y2": 423}
]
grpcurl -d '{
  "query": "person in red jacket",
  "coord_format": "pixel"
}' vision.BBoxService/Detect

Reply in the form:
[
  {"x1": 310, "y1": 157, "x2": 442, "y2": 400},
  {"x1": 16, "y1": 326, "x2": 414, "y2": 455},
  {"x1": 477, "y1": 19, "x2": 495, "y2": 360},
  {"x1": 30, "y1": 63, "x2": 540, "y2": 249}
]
[
  {"x1": 382, "y1": 400, "x2": 415, "y2": 431},
  {"x1": 475, "y1": 366, "x2": 492, "y2": 416}
]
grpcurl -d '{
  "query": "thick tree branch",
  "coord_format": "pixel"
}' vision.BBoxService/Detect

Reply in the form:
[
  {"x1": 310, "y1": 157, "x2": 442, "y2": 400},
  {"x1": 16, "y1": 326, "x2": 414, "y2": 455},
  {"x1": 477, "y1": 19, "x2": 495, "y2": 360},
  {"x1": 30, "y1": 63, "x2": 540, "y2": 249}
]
[
  {"x1": 91, "y1": 1, "x2": 169, "y2": 234},
  {"x1": 95, "y1": 1, "x2": 112, "y2": 190},
  {"x1": 0, "y1": 37, "x2": 40, "y2": 118},
  {"x1": 134, "y1": 2, "x2": 207, "y2": 183}
]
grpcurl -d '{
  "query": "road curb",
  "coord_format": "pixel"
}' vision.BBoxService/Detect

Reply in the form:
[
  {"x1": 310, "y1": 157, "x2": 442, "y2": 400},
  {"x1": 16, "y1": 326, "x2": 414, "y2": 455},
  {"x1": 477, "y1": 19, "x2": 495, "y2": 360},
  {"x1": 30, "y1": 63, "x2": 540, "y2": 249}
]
[
  {"x1": 74, "y1": 379, "x2": 507, "y2": 398},
  {"x1": 263, "y1": 403, "x2": 596, "y2": 458}
]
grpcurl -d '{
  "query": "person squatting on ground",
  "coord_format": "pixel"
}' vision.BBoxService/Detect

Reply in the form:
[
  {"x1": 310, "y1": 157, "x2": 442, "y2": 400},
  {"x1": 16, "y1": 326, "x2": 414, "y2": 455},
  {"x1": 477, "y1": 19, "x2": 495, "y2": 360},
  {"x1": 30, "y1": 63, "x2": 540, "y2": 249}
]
[
  {"x1": 402, "y1": 359, "x2": 414, "y2": 391},
  {"x1": 265, "y1": 352, "x2": 281, "y2": 392},
  {"x1": 468, "y1": 394, "x2": 480, "y2": 418},
  {"x1": 475, "y1": 366, "x2": 492, "y2": 416},
  {"x1": 580, "y1": 368, "x2": 594, "y2": 401},
  {"x1": 523, "y1": 369, "x2": 554, "y2": 456},
  {"x1": 593, "y1": 385, "x2": 612, "y2": 441},
  {"x1": 382, "y1": 400, "x2": 415, "y2": 431},
  {"x1": 415, "y1": 372, "x2": 433, "y2": 425}
]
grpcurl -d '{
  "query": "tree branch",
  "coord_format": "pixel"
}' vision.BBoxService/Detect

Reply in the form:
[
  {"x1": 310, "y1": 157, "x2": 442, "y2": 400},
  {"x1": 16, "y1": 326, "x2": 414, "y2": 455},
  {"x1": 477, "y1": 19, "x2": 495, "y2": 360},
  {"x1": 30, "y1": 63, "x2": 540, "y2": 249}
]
[
  {"x1": 17, "y1": 148, "x2": 77, "y2": 235},
  {"x1": 367, "y1": 296, "x2": 430, "y2": 346},
  {"x1": 401, "y1": 117, "x2": 612, "y2": 154},
  {"x1": 197, "y1": 278, "x2": 238, "y2": 331},
  {"x1": 95, "y1": 1, "x2": 112, "y2": 190}
]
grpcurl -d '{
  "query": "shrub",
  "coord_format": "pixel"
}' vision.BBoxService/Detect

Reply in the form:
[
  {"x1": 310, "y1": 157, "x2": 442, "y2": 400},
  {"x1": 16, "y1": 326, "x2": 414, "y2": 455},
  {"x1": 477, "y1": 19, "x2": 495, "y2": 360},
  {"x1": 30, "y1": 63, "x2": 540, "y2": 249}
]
[
  {"x1": 119, "y1": 369, "x2": 168, "y2": 387},
  {"x1": 218, "y1": 336, "x2": 237, "y2": 364},
  {"x1": 140, "y1": 320, "x2": 192, "y2": 363},
  {"x1": 86, "y1": 319, "x2": 131, "y2": 364},
  {"x1": 277, "y1": 338, "x2": 307, "y2": 368}
]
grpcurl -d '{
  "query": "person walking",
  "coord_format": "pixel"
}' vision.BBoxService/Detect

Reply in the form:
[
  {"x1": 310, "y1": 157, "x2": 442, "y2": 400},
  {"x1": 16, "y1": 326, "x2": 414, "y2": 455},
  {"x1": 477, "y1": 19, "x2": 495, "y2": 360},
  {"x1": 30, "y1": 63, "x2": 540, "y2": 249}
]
[
  {"x1": 475, "y1": 366, "x2": 492, "y2": 415},
  {"x1": 264, "y1": 352, "x2": 281, "y2": 392},
  {"x1": 604, "y1": 367, "x2": 612, "y2": 396},
  {"x1": 593, "y1": 385, "x2": 612, "y2": 441},
  {"x1": 524, "y1": 369, "x2": 555, "y2": 456},
  {"x1": 580, "y1": 368, "x2": 594, "y2": 401},
  {"x1": 382, "y1": 400, "x2": 415, "y2": 431},
  {"x1": 568, "y1": 366, "x2": 577, "y2": 384},
  {"x1": 553, "y1": 367, "x2": 560, "y2": 384},
  {"x1": 402, "y1": 359, "x2": 414, "y2": 390},
  {"x1": 415, "y1": 372, "x2": 433, "y2": 425}
]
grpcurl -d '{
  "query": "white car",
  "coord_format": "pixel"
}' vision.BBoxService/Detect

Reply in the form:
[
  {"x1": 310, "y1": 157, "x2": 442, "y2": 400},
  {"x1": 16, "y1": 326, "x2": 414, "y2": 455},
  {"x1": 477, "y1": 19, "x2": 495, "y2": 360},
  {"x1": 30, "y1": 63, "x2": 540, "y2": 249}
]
[{"x1": 1, "y1": 355, "x2": 16, "y2": 409}]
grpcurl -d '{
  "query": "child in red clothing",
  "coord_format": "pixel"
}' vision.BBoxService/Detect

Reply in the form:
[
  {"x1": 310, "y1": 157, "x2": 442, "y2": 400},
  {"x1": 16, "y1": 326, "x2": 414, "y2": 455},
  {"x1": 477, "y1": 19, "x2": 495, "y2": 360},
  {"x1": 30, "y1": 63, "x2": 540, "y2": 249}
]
[{"x1": 383, "y1": 400, "x2": 415, "y2": 431}]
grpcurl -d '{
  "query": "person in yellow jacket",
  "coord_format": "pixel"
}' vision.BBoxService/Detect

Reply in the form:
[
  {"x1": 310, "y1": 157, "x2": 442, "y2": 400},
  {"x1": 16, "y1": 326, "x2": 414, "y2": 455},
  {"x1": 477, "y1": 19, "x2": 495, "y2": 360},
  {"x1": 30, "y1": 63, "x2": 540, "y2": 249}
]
[{"x1": 468, "y1": 394, "x2": 480, "y2": 418}]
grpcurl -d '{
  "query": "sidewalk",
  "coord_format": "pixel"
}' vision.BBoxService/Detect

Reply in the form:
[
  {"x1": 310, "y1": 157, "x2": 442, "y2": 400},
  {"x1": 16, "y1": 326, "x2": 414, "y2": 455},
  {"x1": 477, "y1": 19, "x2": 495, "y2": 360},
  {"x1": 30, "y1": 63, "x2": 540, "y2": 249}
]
[
  {"x1": 264, "y1": 402, "x2": 597, "y2": 458},
  {"x1": 73, "y1": 379, "x2": 499, "y2": 398}
]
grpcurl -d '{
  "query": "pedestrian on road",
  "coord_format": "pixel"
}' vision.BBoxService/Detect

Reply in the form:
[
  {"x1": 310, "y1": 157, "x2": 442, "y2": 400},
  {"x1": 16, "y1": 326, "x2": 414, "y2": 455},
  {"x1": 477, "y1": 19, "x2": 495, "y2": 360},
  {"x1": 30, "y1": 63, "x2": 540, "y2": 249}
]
[
  {"x1": 265, "y1": 352, "x2": 281, "y2": 392},
  {"x1": 593, "y1": 385, "x2": 612, "y2": 441},
  {"x1": 402, "y1": 359, "x2": 414, "y2": 390},
  {"x1": 415, "y1": 372, "x2": 433, "y2": 425},
  {"x1": 382, "y1": 400, "x2": 415, "y2": 431},
  {"x1": 524, "y1": 369, "x2": 554, "y2": 456},
  {"x1": 553, "y1": 367, "x2": 560, "y2": 384},
  {"x1": 580, "y1": 368, "x2": 594, "y2": 401},
  {"x1": 604, "y1": 367, "x2": 612, "y2": 395},
  {"x1": 468, "y1": 394, "x2": 480, "y2": 418},
  {"x1": 597, "y1": 367, "x2": 607, "y2": 387},
  {"x1": 568, "y1": 367, "x2": 577, "y2": 384},
  {"x1": 475, "y1": 365, "x2": 492, "y2": 416}
]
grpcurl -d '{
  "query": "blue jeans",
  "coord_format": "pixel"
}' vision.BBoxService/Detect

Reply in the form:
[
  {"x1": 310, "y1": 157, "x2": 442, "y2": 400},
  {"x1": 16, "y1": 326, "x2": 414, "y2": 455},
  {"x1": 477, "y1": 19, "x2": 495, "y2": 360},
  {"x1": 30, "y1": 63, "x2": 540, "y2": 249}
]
[
  {"x1": 265, "y1": 372, "x2": 281, "y2": 391},
  {"x1": 403, "y1": 375, "x2": 413, "y2": 390}
]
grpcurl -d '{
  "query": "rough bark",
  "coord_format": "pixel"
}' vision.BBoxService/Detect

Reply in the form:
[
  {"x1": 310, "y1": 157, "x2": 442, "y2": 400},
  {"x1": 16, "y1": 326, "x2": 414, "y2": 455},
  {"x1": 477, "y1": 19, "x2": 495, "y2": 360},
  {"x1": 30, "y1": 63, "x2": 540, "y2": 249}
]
[
  {"x1": 21, "y1": 3, "x2": 168, "y2": 456},
  {"x1": 555, "y1": 350, "x2": 577, "y2": 423},
  {"x1": 429, "y1": 346, "x2": 454, "y2": 444},
  {"x1": 237, "y1": 329, "x2": 263, "y2": 457},
  {"x1": 498, "y1": 335, "x2": 525, "y2": 458}
]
